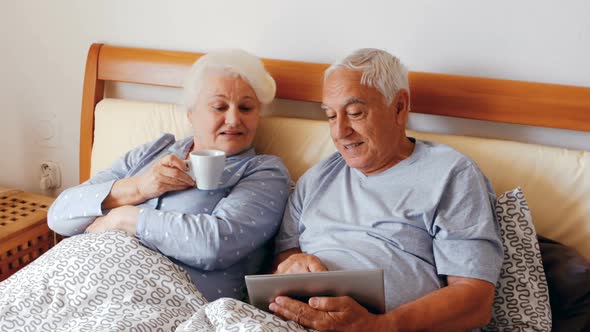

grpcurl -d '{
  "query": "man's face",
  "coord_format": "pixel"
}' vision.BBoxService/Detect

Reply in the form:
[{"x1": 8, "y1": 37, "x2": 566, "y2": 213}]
[{"x1": 322, "y1": 69, "x2": 408, "y2": 175}]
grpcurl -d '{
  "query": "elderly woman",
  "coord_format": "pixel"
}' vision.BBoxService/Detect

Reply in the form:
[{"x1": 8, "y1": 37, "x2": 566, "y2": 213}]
[{"x1": 48, "y1": 49, "x2": 291, "y2": 301}]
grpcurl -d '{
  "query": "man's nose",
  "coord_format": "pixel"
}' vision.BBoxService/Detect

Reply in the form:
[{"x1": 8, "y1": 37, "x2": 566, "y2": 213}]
[{"x1": 333, "y1": 116, "x2": 352, "y2": 139}]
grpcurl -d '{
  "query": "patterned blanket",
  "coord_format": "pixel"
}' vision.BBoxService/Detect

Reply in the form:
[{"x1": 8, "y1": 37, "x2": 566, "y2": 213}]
[{"x1": 0, "y1": 231, "x2": 308, "y2": 332}]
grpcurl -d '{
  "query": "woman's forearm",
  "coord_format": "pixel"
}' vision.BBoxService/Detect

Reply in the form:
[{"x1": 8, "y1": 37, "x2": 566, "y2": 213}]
[
  {"x1": 48, "y1": 181, "x2": 118, "y2": 236},
  {"x1": 101, "y1": 177, "x2": 146, "y2": 209}
]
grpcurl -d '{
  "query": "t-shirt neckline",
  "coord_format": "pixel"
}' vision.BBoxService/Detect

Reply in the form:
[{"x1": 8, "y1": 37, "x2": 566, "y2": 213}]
[{"x1": 352, "y1": 137, "x2": 422, "y2": 180}]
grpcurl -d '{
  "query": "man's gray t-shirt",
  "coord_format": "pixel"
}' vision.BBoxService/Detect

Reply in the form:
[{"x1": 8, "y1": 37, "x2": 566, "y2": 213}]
[{"x1": 276, "y1": 139, "x2": 503, "y2": 311}]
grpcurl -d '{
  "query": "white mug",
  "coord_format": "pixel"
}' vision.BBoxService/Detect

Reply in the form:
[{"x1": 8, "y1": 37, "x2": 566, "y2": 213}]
[{"x1": 186, "y1": 149, "x2": 226, "y2": 190}]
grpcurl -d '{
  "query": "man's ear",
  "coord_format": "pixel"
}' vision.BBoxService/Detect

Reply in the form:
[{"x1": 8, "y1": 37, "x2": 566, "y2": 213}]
[{"x1": 393, "y1": 89, "x2": 410, "y2": 126}]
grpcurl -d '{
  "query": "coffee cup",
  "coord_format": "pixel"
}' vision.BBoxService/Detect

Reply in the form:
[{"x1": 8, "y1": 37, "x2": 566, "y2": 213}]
[{"x1": 186, "y1": 149, "x2": 226, "y2": 190}]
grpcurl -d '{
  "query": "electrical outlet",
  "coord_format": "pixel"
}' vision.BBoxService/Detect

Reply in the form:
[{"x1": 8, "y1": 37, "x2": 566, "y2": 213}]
[{"x1": 40, "y1": 160, "x2": 61, "y2": 190}]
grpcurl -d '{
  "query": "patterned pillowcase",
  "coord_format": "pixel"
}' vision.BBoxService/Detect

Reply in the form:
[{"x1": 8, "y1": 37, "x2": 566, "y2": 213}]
[{"x1": 484, "y1": 187, "x2": 552, "y2": 331}]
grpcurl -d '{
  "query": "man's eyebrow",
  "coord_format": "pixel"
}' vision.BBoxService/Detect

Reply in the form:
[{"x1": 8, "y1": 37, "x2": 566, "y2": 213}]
[
  {"x1": 321, "y1": 97, "x2": 365, "y2": 111},
  {"x1": 343, "y1": 97, "x2": 365, "y2": 107}
]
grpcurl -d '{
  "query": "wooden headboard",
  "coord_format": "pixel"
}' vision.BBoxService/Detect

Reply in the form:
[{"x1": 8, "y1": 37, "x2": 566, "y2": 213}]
[{"x1": 80, "y1": 43, "x2": 590, "y2": 183}]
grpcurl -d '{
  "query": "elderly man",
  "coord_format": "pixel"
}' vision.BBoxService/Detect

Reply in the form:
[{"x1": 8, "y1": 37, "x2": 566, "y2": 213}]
[{"x1": 269, "y1": 49, "x2": 503, "y2": 331}]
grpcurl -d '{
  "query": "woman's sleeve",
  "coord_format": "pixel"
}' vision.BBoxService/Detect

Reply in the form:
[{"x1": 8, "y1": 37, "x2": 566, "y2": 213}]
[
  {"x1": 136, "y1": 155, "x2": 291, "y2": 271},
  {"x1": 48, "y1": 134, "x2": 174, "y2": 236}
]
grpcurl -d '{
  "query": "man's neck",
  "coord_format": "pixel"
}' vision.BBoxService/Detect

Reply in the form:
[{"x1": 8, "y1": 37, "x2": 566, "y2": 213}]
[{"x1": 361, "y1": 136, "x2": 416, "y2": 176}]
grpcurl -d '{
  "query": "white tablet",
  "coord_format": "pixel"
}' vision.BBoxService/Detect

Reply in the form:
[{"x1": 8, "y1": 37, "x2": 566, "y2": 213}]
[{"x1": 245, "y1": 269, "x2": 385, "y2": 314}]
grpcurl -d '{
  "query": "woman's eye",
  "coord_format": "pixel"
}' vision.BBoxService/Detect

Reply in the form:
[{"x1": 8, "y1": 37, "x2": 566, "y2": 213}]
[
  {"x1": 212, "y1": 105, "x2": 228, "y2": 111},
  {"x1": 239, "y1": 106, "x2": 255, "y2": 112}
]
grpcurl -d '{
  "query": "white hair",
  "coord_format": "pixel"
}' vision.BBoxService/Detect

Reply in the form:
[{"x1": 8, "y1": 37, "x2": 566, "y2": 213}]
[
  {"x1": 183, "y1": 49, "x2": 276, "y2": 111},
  {"x1": 324, "y1": 48, "x2": 409, "y2": 107}
]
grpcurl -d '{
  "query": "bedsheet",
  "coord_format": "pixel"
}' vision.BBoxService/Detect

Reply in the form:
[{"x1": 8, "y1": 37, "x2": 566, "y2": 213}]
[{"x1": 0, "y1": 231, "x2": 310, "y2": 332}]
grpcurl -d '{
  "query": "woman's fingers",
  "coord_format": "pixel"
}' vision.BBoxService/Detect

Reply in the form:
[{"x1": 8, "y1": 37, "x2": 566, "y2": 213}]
[
  {"x1": 136, "y1": 154, "x2": 196, "y2": 198},
  {"x1": 160, "y1": 154, "x2": 188, "y2": 169},
  {"x1": 158, "y1": 164, "x2": 195, "y2": 186},
  {"x1": 157, "y1": 154, "x2": 195, "y2": 186},
  {"x1": 85, "y1": 216, "x2": 106, "y2": 233}
]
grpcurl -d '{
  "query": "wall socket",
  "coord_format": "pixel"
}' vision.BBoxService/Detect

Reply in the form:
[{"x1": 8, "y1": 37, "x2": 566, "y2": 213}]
[{"x1": 40, "y1": 160, "x2": 61, "y2": 191}]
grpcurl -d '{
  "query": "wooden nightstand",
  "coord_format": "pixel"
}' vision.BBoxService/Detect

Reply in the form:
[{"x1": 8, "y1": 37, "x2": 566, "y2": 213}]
[{"x1": 0, "y1": 188, "x2": 58, "y2": 281}]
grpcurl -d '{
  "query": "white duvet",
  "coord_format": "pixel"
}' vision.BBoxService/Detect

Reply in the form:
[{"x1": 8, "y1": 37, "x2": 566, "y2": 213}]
[{"x1": 0, "y1": 231, "x2": 309, "y2": 332}]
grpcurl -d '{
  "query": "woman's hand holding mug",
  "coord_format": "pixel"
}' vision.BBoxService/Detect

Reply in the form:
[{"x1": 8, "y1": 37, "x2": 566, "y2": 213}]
[{"x1": 135, "y1": 154, "x2": 195, "y2": 200}]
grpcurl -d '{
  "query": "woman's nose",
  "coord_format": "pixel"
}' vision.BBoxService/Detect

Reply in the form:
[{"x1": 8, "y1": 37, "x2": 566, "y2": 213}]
[{"x1": 225, "y1": 106, "x2": 241, "y2": 126}]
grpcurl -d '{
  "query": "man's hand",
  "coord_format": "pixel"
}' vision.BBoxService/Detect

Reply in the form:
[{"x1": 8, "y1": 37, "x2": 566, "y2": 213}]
[
  {"x1": 135, "y1": 154, "x2": 195, "y2": 200},
  {"x1": 275, "y1": 253, "x2": 328, "y2": 274},
  {"x1": 269, "y1": 296, "x2": 387, "y2": 332},
  {"x1": 85, "y1": 205, "x2": 140, "y2": 235}
]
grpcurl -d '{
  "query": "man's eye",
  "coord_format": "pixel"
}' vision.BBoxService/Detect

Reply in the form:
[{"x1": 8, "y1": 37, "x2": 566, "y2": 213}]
[
  {"x1": 326, "y1": 115, "x2": 337, "y2": 121},
  {"x1": 239, "y1": 106, "x2": 254, "y2": 112},
  {"x1": 348, "y1": 112, "x2": 362, "y2": 118}
]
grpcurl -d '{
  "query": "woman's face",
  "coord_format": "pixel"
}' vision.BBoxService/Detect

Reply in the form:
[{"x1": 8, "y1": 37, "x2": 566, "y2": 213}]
[{"x1": 188, "y1": 73, "x2": 261, "y2": 156}]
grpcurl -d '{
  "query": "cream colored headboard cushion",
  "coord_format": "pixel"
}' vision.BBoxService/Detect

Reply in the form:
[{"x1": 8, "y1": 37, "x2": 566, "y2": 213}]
[
  {"x1": 91, "y1": 99, "x2": 192, "y2": 175},
  {"x1": 92, "y1": 98, "x2": 590, "y2": 260}
]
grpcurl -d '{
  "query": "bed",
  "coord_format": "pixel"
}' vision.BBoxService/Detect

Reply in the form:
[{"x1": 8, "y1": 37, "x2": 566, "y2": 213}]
[{"x1": 1, "y1": 43, "x2": 589, "y2": 331}]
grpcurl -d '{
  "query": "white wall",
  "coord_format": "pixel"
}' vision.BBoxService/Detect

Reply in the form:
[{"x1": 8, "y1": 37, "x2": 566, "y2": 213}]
[{"x1": 1, "y1": 0, "x2": 589, "y2": 196}]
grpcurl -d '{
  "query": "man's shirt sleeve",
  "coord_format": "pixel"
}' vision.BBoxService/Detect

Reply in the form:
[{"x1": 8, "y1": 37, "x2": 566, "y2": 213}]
[{"x1": 432, "y1": 164, "x2": 504, "y2": 284}]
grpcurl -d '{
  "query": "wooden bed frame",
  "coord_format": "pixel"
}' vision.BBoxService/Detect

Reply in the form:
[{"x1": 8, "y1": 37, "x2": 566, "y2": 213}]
[{"x1": 80, "y1": 43, "x2": 590, "y2": 183}]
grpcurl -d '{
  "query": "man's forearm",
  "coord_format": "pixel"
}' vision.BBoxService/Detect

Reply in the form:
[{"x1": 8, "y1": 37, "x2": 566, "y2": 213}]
[{"x1": 379, "y1": 278, "x2": 495, "y2": 332}]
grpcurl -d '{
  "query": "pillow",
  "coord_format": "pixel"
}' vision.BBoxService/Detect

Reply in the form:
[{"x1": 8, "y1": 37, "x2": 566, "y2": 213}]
[
  {"x1": 484, "y1": 187, "x2": 552, "y2": 331},
  {"x1": 538, "y1": 235, "x2": 590, "y2": 331}
]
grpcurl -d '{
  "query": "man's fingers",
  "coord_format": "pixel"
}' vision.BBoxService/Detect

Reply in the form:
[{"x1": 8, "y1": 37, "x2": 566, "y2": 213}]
[
  {"x1": 270, "y1": 297, "x2": 322, "y2": 329},
  {"x1": 277, "y1": 258, "x2": 305, "y2": 274},
  {"x1": 308, "y1": 259, "x2": 328, "y2": 272},
  {"x1": 309, "y1": 296, "x2": 351, "y2": 312},
  {"x1": 276, "y1": 260, "x2": 290, "y2": 274},
  {"x1": 277, "y1": 254, "x2": 327, "y2": 274}
]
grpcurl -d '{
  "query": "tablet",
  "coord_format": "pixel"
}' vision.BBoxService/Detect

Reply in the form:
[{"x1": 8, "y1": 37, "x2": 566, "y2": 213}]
[{"x1": 245, "y1": 269, "x2": 385, "y2": 314}]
